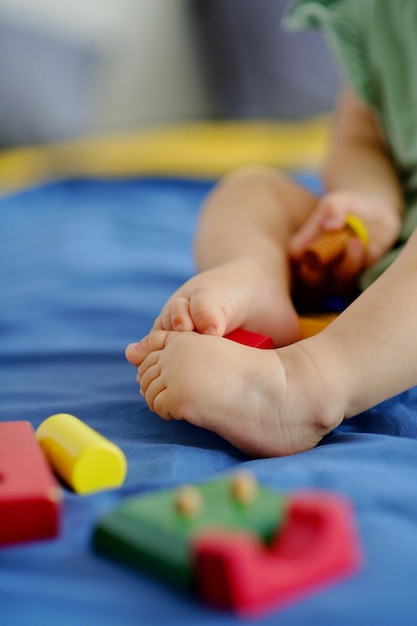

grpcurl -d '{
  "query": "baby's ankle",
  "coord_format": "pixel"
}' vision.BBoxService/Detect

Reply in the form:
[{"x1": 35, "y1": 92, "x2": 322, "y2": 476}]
[{"x1": 279, "y1": 340, "x2": 346, "y2": 435}]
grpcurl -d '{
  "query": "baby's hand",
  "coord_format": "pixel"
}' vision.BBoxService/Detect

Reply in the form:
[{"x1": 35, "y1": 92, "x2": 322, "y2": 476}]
[{"x1": 289, "y1": 190, "x2": 402, "y2": 285}]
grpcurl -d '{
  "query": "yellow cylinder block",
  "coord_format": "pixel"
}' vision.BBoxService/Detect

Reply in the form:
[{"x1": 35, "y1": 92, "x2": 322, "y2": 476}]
[{"x1": 36, "y1": 413, "x2": 127, "y2": 495}]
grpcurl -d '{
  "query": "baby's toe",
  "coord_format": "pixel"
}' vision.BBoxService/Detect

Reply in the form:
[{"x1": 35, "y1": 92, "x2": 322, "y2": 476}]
[
  {"x1": 138, "y1": 361, "x2": 161, "y2": 392},
  {"x1": 142, "y1": 370, "x2": 170, "y2": 418},
  {"x1": 137, "y1": 349, "x2": 160, "y2": 379},
  {"x1": 157, "y1": 306, "x2": 175, "y2": 331},
  {"x1": 146, "y1": 330, "x2": 175, "y2": 352},
  {"x1": 151, "y1": 388, "x2": 172, "y2": 420},
  {"x1": 125, "y1": 341, "x2": 143, "y2": 364},
  {"x1": 126, "y1": 330, "x2": 172, "y2": 366},
  {"x1": 170, "y1": 297, "x2": 195, "y2": 331},
  {"x1": 189, "y1": 293, "x2": 228, "y2": 335},
  {"x1": 155, "y1": 298, "x2": 195, "y2": 332},
  {"x1": 151, "y1": 314, "x2": 163, "y2": 331}
]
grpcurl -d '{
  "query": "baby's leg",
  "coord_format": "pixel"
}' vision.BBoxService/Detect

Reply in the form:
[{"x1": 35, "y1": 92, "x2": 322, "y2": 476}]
[
  {"x1": 153, "y1": 257, "x2": 299, "y2": 346},
  {"x1": 153, "y1": 168, "x2": 318, "y2": 347},
  {"x1": 126, "y1": 330, "x2": 343, "y2": 458},
  {"x1": 127, "y1": 229, "x2": 417, "y2": 457}
]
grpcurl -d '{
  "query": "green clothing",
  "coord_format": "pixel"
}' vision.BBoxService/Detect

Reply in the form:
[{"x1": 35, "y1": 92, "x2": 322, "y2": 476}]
[{"x1": 285, "y1": 0, "x2": 417, "y2": 288}]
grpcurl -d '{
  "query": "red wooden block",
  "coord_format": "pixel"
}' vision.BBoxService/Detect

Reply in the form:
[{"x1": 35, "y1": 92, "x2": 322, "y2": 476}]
[
  {"x1": 192, "y1": 491, "x2": 362, "y2": 616},
  {"x1": 225, "y1": 329, "x2": 274, "y2": 349},
  {"x1": 0, "y1": 421, "x2": 61, "y2": 547}
]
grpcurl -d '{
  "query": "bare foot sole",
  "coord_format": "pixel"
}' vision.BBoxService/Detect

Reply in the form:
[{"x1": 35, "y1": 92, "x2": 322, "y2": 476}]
[{"x1": 127, "y1": 330, "x2": 340, "y2": 457}]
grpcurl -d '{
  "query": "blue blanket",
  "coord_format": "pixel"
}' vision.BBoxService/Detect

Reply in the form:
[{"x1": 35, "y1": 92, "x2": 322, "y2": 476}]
[{"x1": 1, "y1": 176, "x2": 417, "y2": 626}]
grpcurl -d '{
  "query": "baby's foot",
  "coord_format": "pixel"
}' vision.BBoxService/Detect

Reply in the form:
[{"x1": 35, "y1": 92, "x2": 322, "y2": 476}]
[
  {"x1": 126, "y1": 330, "x2": 343, "y2": 457},
  {"x1": 152, "y1": 257, "x2": 300, "y2": 347}
]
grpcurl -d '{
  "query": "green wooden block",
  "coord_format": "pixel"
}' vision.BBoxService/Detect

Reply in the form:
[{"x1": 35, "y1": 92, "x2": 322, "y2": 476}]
[{"x1": 92, "y1": 476, "x2": 287, "y2": 591}]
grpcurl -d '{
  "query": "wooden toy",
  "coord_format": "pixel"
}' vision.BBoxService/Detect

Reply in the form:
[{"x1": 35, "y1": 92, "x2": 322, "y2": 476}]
[
  {"x1": 224, "y1": 328, "x2": 274, "y2": 348},
  {"x1": 92, "y1": 473, "x2": 362, "y2": 615},
  {"x1": 36, "y1": 413, "x2": 127, "y2": 495},
  {"x1": 295, "y1": 214, "x2": 369, "y2": 286},
  {"x1": 0, "y1": 421, "x2": 61, "y2": 546},
  {"x1": 92, "y1": 473, "x2": 287, "y2": 591},
  {"x1": 299, "y1": 313, "x2": 338, "y2": 338},
  {"x1": 193, "y1": 490, "x2": 362, "y2": 616}
]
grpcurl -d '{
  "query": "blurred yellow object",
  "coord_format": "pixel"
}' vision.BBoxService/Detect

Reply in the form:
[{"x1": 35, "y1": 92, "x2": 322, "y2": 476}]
[
  {"x1": 345, "y1": 214, "x2": 369, "y2": 249},
  {"x1": 299, "y1": 314, "x2": 338, "y2": 339},
  {"x1": 36, "y1": 413, "x2": 127, "y2": 495},
  {"x1": 0, "y1": 117, "x2": 330, "y2": 194}
]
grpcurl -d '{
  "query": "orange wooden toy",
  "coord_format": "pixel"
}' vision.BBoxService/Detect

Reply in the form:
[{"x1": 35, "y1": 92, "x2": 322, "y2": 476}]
[{"x1": 296, "y1": 214, "x2": 369, "y2": 286}]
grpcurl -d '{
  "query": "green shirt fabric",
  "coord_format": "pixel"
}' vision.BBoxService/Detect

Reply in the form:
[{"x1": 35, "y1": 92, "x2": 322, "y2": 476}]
[{"x1": 284, "y1": 0, "x2": 417, "y2": 288}]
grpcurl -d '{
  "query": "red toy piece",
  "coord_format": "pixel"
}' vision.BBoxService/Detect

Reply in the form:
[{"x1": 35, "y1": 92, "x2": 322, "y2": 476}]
[
  {"x1": 192, "y1": 491, "x2": 362, "y2": 616},
  {"x1": 0, "y1": 421, "x2": 61, "y2": 547},
  {"x1": 225, "y1": 328, "x2": 274, "y2": 349}
]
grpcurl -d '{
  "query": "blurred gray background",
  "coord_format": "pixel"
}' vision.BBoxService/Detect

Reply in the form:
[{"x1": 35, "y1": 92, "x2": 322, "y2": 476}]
[{"x1": 0, "y1": 0, "x2": 340, "y2": 147}]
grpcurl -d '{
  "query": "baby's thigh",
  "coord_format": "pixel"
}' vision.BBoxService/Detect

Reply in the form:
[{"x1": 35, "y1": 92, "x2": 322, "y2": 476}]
[{"x1": 270, "y1": 170, "x2": 320, "y2": 234}]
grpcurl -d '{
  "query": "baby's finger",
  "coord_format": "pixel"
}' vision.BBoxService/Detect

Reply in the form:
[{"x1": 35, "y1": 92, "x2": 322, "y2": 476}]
[{"x1": 289, "y1": 214, "x2": 325, "y2": 258}]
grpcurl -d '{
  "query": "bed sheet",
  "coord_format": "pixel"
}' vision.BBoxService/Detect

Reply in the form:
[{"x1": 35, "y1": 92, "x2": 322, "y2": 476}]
[{"x1": 1, "y1": 175, "x2": 417, "y2": 626}]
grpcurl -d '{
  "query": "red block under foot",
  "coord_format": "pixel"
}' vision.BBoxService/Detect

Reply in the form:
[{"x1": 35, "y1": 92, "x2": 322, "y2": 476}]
[
  {"x1": 0, "y1": 421, "x2": 61, "y2": 546},
  {"x1": 224, "y1": 329, "x2": 274, "y2": 349}
]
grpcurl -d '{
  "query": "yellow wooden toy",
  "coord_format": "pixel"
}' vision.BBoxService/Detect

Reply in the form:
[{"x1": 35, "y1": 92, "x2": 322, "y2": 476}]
[{"x1": 36, "y1": 413, "x2": 127, "y2": 495}]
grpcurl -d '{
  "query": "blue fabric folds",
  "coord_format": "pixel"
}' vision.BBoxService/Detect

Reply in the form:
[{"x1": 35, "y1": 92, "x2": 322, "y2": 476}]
[{"x1": 1, "y1": 176, "x2": 417, "y2": 626}]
